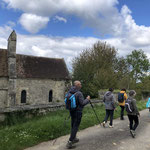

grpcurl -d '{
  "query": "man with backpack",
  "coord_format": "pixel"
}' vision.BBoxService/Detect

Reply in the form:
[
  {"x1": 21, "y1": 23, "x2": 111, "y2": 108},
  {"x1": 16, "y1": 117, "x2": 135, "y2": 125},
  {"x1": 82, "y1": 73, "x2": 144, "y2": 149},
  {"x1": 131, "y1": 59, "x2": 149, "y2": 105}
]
[
  {"x1": 118, "y1": 89, "x2": 128, "y2": 120},
  {"x1": 65, "y1": 80, "x2": 90, "y2": 149},
  {"x1": 125, "y1": 90, "x2": 140, "y2": 138},
  {"x1": 102, "y1": 88, "x2": 116, "y2": 128}
]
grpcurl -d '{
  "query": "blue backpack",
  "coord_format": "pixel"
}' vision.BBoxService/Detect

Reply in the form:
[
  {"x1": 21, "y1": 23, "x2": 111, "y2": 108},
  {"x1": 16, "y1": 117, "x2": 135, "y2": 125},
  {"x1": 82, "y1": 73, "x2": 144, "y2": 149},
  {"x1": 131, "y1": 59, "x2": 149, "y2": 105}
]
[
  {"x1": 65, "y1": 93, "x2": 77, "y2": 110},
  {"x1": 118, "y1": 93, "x2": 124, "y2": 103},
  {"x1": 146, "y1": 98, "x2": 150, "y2": 108}
]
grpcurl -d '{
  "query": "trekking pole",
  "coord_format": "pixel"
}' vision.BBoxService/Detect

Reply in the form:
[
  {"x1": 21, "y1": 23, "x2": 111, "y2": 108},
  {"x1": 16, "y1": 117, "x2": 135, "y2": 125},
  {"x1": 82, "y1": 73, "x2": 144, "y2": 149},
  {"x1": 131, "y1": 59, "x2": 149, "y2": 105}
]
[
  {"x1": 89, "y1": 100, "x2": 101, "y2": 127},
  {"x1": 64, "y1": 114, "x2": 70, "y2": 127}
]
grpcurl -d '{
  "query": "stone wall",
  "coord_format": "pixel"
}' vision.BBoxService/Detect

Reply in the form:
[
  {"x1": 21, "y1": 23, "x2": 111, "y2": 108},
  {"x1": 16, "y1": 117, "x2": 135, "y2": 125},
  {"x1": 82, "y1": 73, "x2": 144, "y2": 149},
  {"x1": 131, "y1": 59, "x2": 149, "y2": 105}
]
[
  {"x1": 16, "y1": 78, "x2": 66, "y2": 105},
  {"x1": 0, "y1": 99, "x2": 102, "y2": 123},
  {"x1": 0, "y1": 103, "x2": 66, "y2": 123},
  {"x1": 0, "y1": 77, "x2": 8, "y2": 108},
  {"x1": 0, "y1": 77, "x2": 69, "y2": 108},
  {"x1": 0, "y1": 77, "x2": 8, "y2": 88}
]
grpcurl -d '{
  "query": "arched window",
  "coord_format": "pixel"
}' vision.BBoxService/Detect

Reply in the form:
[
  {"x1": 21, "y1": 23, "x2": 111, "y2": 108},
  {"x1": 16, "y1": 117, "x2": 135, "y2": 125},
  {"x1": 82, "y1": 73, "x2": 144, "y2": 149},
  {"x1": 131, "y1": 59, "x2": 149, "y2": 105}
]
[
  {"x1": 21, "y1": 90, "x2": 26, "y2": 103},
  {"x1": 49, "y1": 90, "x2": 53, "y2": 102}
]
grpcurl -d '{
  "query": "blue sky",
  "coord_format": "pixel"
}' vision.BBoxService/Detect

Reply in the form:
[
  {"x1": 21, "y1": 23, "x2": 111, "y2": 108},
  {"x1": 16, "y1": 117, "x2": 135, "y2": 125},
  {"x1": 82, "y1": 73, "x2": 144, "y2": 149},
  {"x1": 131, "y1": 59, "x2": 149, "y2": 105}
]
[{"x1": 0, "y1": 0, "x2": 150, "y2": 70}]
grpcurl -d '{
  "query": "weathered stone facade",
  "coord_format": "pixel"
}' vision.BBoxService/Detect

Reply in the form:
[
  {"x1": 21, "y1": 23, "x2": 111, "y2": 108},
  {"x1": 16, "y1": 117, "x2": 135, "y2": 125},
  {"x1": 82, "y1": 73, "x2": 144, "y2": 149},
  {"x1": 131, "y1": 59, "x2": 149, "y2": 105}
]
[
  {"x1": 0, "y1": 77, "x2": 8, "y2": 108},
  {"x1": 15, "y1": 79, "x2": 66, "y2": 105},
  {"x1": 0, "y1": 31, "x2": 70, "y2": 111}
]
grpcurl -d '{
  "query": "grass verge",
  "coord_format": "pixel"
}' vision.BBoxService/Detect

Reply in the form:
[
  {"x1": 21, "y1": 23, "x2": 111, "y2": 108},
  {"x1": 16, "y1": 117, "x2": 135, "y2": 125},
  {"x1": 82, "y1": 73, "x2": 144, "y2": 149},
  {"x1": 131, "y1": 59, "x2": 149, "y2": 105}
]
[{"x1": 0, "y1": 100, "x2": 147, "y2": 150}]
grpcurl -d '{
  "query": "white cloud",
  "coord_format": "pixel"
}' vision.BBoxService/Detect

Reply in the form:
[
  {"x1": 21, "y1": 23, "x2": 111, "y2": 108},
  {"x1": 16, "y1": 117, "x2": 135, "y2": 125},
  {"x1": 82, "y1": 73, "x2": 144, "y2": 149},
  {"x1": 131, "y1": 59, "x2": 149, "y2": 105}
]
[
  {"x1": 3, "y1": 0, "x2": 118, "y2": 16},
  {"x1": 1, "y1": 0, "x2": 150, "y2": 68},
  {"x1": 19, "y1": 13, "x2": 49, "y2": 33},
  {"x1": 18, "y1": 35, "x2": 99, "y2": 71},
  {"x1": 7, "y1": 21, "x2": 16, "y2": 27},
  {"x1": 3, "y1": 0, "x2": 121, "y2": 34},
  {"x1": 3, "y1": 0, "x2": 150, "y2": 43},
  {"x1": 0, "y1": 25, "x2": 12, "y2": 38},
  {"x1": 16, "y1": 34, "x2": 99, "y2": 68},
  {"x1": 0, "y1": 25, "x2": 12, "y2": 48},
  {"x1": 118, "y1": 5, "x2": 150, "y2": 50},
  {"x1": 1, "y1": 0, "x2": 142, "y2": 38},
  {"x1": 0, "y1": 24, "x2": 150, "y2": 71},
  {"x1": 54, "y1": 15, "x2": 67, "y2": 23},
  {"x1": 0, "y1": 25, "x2": 98, "y2": 68}
]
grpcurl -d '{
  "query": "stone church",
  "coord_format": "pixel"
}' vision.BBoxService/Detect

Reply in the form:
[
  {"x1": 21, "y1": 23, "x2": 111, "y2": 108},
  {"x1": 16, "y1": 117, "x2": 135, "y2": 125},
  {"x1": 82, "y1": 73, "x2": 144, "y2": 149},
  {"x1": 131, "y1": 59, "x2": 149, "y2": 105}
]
[{"x1": 0, "y1": 31, "x2": 70, "y2": 109}]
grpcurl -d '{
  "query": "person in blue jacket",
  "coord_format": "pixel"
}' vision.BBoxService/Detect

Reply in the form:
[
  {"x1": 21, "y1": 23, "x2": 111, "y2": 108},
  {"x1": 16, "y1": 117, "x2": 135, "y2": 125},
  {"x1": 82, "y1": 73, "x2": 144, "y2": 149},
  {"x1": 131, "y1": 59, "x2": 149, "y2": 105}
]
[{"x1": 146, "y1": 97, "x2": 150, "y2": 112}]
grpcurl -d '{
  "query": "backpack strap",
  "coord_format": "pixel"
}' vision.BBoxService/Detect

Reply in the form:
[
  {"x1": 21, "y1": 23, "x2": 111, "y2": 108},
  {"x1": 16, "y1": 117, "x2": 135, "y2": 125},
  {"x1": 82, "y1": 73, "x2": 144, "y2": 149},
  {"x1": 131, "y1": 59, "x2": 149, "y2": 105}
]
[
  {"x1": 127, "y1": 98, "x2": 134, "y2": 110},
  {"x1": 71, "y1": 92, "x2": 79, "y2": 109},
  {"x1": 69, "y1": 94, "x2": 75, "y2": 100},
  {"x1": 67, "y1": 92, "x2": 79, "y2": 106}
]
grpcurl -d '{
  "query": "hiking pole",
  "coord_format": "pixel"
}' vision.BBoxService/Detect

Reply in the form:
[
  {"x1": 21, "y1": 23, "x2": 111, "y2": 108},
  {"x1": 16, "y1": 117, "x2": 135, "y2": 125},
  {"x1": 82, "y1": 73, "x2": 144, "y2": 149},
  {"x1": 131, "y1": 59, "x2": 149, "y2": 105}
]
[
  {"x1": 64, "y1": 114, "x2": 70, "y2": 127},
  {"x1": 89, "y1": 100, "x2": 101, "y2": 127}
]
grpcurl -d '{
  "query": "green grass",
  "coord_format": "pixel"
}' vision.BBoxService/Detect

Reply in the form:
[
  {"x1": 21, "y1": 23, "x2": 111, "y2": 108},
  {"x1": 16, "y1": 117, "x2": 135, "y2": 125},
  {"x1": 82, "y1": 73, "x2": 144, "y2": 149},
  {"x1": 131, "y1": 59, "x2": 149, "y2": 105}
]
[{"x1": 0, "y1": 100, "x2": 147, "y2": 150}]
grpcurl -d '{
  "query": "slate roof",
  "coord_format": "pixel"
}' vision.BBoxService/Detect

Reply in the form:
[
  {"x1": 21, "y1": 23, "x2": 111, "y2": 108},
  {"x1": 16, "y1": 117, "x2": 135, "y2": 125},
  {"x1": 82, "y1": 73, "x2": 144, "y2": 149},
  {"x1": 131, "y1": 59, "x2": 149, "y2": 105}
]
[{"x1": 0, "y1": 49, "x2": 70, "y2": 80}]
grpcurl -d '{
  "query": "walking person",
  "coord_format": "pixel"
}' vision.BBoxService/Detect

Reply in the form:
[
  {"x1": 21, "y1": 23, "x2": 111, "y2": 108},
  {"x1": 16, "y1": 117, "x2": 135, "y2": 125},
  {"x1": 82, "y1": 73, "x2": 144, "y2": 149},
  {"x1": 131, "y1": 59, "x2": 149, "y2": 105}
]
[
  {"x1": 65, "y1": 81, "x2": 90, "y2": 149},
  {"x1": 102, "y1": 88, "x2": 116, "y2": 128},
  {"x1": 118, "y1": 89, "x2": 128, "y2": 120},
  {"x1": 126, "y1": 90, "x2": 140, "y2": 138},
  {"x1": 146, "y1": 96, "x2": 150, "y2": 112}
]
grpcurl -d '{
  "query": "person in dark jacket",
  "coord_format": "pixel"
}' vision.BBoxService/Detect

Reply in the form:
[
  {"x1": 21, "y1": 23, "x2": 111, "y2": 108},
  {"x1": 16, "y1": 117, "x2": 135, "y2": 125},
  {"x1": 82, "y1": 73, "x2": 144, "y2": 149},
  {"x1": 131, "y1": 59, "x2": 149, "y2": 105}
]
[
  {"x1": 127, "y1": 90, "x2": 140, "y2": 138},
  {"x1": 102, "y1": 88, "x2": 116, "y2": 128},
  {"x1": 66, "y1": 80, "x2": 90, "y2": 149}
]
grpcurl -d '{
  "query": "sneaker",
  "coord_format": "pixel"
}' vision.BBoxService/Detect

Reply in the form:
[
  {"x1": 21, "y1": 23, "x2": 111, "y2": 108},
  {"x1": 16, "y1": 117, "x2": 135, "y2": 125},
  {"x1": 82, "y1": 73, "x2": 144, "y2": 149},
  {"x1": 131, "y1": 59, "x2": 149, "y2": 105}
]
[
  {"x1": 102, "y1": 121, "x2": 106, "y2": 127},
  {"x1": 120, "y1": 117, "x2": 124, "y2": 120},
  {"x1": 109, "y1": 125, "x2": 114, "y2": 128},
  {"x1": 72, "y1": 138, "x2": 79, "y2": 144},
  {"x1": 130, "y1": 130, "x2": 135, "y2": 138},
  {"x1": 66, "y1": 141, "x2": 75, "y2": 149}
]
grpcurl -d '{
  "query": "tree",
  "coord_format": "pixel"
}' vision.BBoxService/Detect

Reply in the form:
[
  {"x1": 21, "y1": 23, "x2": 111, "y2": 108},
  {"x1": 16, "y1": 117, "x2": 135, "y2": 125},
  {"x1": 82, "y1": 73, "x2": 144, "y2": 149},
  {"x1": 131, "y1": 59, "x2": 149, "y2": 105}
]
[
  {"x1": 72, "y1": 41, "x2": 118, "y2": 97},
  {"x1": 113, "y1": 57, "x2": 130, "y2": 89},
  {"x1": 126, "y1": 50, "x2": 150, "y2": 82},
  {"x1": 140, "y1": 75, "x2": 150, "y2": 91}
]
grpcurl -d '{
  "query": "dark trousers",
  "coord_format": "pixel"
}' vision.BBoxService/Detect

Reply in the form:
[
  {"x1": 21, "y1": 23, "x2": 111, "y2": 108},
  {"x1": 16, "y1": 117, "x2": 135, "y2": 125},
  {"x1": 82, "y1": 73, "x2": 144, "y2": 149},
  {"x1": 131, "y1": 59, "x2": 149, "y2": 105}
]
[
  {"x1": 69, "y1": 110, "x2": 82, "y2": 141},
  {"x1": 128, "y1": 115, "x2": 139, "y2": 131},
  {"x1": 120, "y1": 106, "x2": 125, "y2": 119},
  {"x1": 104, "y1": 109, "x2": 114, "y2": 126}
]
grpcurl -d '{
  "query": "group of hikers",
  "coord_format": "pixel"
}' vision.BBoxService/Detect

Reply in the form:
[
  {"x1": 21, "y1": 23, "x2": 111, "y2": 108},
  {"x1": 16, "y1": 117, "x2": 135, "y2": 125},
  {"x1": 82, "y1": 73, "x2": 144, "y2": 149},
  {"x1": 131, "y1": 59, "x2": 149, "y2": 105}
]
[
  {"x1": 65, "y1": 80, "x2": 140, "y2": 149},
  {"x1": 102, "y1": 88, "x2": 139, "y2": 135}
]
